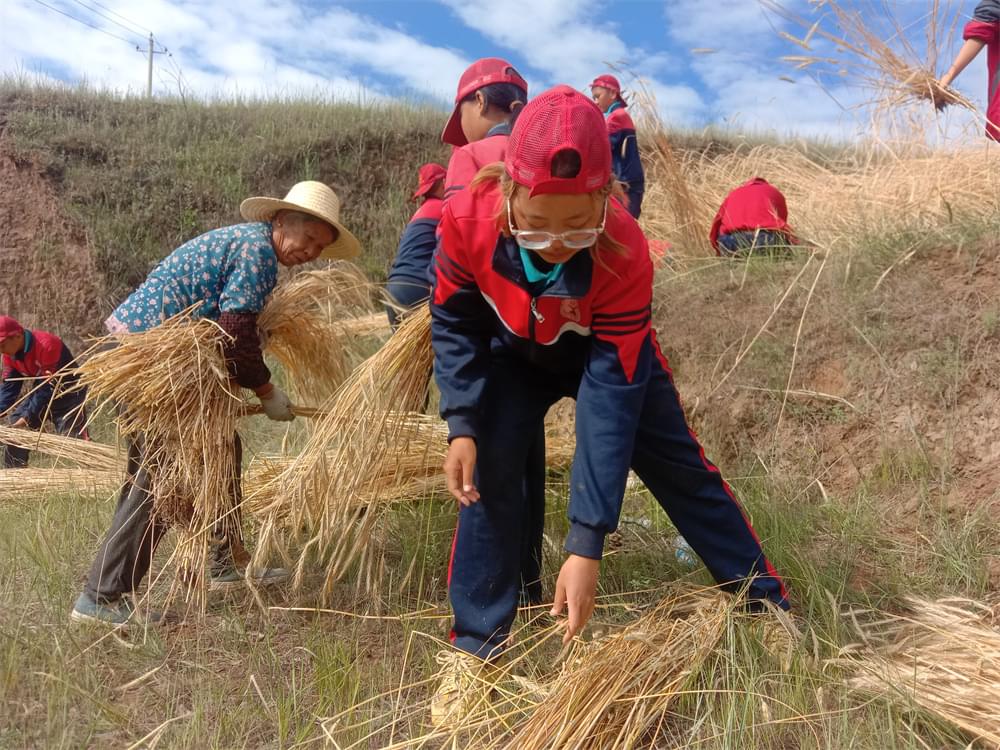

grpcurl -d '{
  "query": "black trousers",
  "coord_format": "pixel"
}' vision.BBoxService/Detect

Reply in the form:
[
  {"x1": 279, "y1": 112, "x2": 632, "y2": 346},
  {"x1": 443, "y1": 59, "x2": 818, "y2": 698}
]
[
  {"x1": 3, "y1": 387, "x2": 88, "y2": 468},
  {"x1": 83, "y1": 433, "x2": 244, "y2": 602}
]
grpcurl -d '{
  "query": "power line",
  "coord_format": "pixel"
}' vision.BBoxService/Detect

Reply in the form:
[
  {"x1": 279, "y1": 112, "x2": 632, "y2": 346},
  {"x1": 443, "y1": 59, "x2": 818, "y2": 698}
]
[
  {"x1": 82, "y1": 0, "x2": 153, "y2": 37},
  {"x1": 65, "y1": 0, "x2": 148, "y2": 42},
  {"x1": 29, "y1": 0, "x2": 138, "y2": 45}
]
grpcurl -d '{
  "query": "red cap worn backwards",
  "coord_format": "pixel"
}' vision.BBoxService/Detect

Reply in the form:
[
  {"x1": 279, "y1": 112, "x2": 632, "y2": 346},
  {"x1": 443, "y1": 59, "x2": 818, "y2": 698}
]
[
  {"x1": 0, "y1": 316, "x2": 24, "y2": 342},
  {"x1": 505, "y1": 85, "x2": 611, "y2": 196},
  {"x1": 411, "y1": 162, "x2": 446, "y2": 201},
  {"x1": 441, "y1": 57, "x2": 528, "y2": 147},
  {"x1": 590, "y1": 74, "x2": 621, "y2": 94}
]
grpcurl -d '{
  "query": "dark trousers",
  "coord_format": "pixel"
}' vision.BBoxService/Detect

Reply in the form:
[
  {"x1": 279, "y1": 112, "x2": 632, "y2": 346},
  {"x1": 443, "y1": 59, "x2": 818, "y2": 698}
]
[
  {"x1": 448, "y1": 350, "x2": 788, "y2": 659},
  {"x1": 3, "y1": 387, "x2": 88, "y2": 468},
  {"x1": 83, "y1": 433, "x2": 244, "y2": 603},
  {"x1": 385, "y1": 277, "x2": 431, "y2": 330},
  {"x1": 717, "y1": 230, "x2": 791, "y2": 257},
  {"x1": 626, "y1": 190, "x2": 644, "y2": 220}
]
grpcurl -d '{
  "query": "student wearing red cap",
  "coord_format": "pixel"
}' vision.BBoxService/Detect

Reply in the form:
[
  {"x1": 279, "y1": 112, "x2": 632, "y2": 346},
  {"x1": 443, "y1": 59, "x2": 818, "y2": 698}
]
[
  {"x1": 709, "y1": 177, "x2": 796, "y2": 256},
  {"x1": 0, "y1": 315, "x2": 88, "y2": 468},
  {"x1": 385, "y1": 162, "x2": 447, "y2": 328},
  {"x1": 439, "y1": 57, "x2": 548, "y2": 609},
  {"x1": 591, "y1": 74, "x2": 645, "y2": 219},
  {"x1": 429, "y1": 85, "x2": 788, "y2": 725},
  {"x1": 938, "y1": 1, "x2": 999, "y2": 140}
]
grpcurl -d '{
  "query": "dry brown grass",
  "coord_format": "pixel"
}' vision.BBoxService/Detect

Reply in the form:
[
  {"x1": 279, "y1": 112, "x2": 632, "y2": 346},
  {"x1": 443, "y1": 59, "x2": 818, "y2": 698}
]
[
  {"x1": 0, "y1": 425, "x2": 121, "y2": 473},
  {"x1": 840, "y1": 597, "x2": 1000, "y2": 746},
  {"x1": 0, "y1": 467, "x2": 120, "y2": 499}
]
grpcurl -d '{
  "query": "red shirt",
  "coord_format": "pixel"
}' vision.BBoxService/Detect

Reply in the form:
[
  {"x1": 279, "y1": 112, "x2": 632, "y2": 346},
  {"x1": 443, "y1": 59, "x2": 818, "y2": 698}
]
[
  {"x1": 442, "y1": 133, "x2": 510, "y2": 207},
  {"x1": 964, "y1": 12, "x2": 1000, "y2": 141},
  {"x1": 709, "y1": 178, "x2": 795, "y2": 251}
]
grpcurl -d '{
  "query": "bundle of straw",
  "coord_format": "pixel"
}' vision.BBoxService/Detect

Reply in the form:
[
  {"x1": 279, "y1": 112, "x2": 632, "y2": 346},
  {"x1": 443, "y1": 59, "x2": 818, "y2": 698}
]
[
  {"x1": 841, "y1": 597, "x2": 1000, "y2": 746},
  {"x1": 249, "y1": 304, "x2": 435, "y2": 596},
  {"x1": 77, "y1": 313, "x2": 245, "y2": 603},
  {"x1": 258, "y1": 265, "x2": 377, "y2": 405},
  {"x1": 763, "y1": 1, "x2": 978, "y2": 117},
  {"x1": 0, "y1": 467, "x2": 120, "y2": 499},
  {"x1": 0, "y1": 425, "x2": 121, "y2": 473},
  {"x1": 498, "y1": 588, "x2": 734, "y2": 749}
]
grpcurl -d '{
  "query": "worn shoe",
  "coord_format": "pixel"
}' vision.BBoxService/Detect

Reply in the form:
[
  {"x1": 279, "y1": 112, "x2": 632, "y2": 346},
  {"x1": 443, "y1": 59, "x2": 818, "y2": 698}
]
[
  {"x1": 429, "y1": 649, "x2": 498, "y2": 730},
  {"x1": 208, "y1": 566, "x2": 290, "y2": 592},
  {"x1": 70, "y1": 593, "x2": 162, "y2": 627}
]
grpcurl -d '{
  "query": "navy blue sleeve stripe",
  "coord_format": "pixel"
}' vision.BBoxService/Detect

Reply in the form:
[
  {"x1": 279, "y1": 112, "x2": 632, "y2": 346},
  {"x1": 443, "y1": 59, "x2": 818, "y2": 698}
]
[
  {"x1": 592, "y1": 324, "x2": 649, "y2": 337},
  {"x1": 435, "y1": 248, "x2": 474, "y2": 282},
  {"x1": 592, "y1": 306, "x2": 651, "y2": 321},
  {"x1": 591, "y1": 313, "x2": 652, "y2": 328}
]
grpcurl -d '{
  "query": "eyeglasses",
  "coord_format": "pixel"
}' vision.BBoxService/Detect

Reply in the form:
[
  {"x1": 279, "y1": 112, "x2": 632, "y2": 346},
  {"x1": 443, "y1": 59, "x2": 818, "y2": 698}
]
[{"x1": 507, "y1": 198, "x2": 607, "y2": 251}]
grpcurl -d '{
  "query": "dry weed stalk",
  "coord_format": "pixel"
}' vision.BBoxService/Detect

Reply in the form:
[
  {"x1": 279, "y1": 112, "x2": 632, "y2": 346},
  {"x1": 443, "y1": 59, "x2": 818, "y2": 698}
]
[
  {"x1": 77, "y1": 313, "x2": 244, "y2": 606},
  {"x1": 258, "y1": 265, "x2": 376, "y2": 405},
  {"x1": 841, "y1": 597, "x2": 1000, "y2": 747}
]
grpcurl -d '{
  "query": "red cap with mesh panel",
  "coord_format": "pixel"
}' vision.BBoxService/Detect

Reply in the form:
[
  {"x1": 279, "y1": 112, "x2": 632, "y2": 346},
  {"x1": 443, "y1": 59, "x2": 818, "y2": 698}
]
[
  {"x1": 411, "y1": 162, "x2": 446, "y2": 201},
  {"x1": 590, "y1": 74, "x2": 621, "y2": 93},
  {"x1": 0, "y1": 316, "x2": 24, "y2": 342},
  {"x1": 505, "y1": 85, "x2": 611, "y2": 196},
  {"x1": 441, "y1": 57, "x2": 528, "y2": 147}
]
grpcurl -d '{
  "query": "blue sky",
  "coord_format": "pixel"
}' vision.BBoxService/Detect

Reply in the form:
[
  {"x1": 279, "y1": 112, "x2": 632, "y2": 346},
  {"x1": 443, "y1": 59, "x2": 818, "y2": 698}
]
[{"x1": 0, "y1": 0, "x2": 989, "y2": 140}]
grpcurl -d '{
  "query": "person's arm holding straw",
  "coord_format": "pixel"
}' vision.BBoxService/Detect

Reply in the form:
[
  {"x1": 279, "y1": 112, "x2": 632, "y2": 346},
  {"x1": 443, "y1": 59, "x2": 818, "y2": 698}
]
[{"x1": 937, "y1": 39, "x2": 987, "y2": 105}]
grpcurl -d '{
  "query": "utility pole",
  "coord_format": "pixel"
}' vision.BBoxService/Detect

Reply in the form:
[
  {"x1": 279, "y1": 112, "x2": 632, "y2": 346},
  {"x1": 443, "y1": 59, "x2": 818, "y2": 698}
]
[
  {"x1": 140, "y1": 33, "x2": 168, "y2": 99},
  {"x1": 147, "y1": 33, "x2": 154, "y2": 98}
]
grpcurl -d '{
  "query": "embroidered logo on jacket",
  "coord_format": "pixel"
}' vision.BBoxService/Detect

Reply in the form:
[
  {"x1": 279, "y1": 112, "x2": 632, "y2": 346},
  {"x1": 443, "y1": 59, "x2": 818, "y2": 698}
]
[{"x1": 560, "y1": 299, "x2": 582, "y2": 323}]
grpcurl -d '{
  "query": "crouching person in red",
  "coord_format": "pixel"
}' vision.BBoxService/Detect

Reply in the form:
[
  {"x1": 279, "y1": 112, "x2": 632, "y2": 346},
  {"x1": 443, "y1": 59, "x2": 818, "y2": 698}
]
[
  {"x1": 429, "y1": 85, "x2": 788, "y2": 725},
  {"x1": 709, "y1": 177, "x2": 797, "y2": 257},
  {"x1": 0, "y1": 316, "x2": 88, "y2": 468}
]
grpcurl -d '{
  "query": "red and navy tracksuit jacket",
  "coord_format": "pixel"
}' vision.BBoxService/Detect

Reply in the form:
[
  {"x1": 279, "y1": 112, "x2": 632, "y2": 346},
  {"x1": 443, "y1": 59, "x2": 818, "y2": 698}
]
[
  {"x1": 431, "y1": 181, "x2": 787, "y2": 656},
  {"x1": 967, "y1": 0, "x2": 1000, "y2": 141},
  {"x1": 385, "y1": 198, "x2": 444, "y2": 318},
  {"x1": 605, "y1": 103, "x2": 645, "y2": 219},
  {"x1": 0, "y1": 329, "x2": 82, "y2": 426},
  {"x1": 443, "y1": 121, "x2": 512, "y2": 207},
  {"x1": 709, "y1": 177, "x2": 795, "y2": 253}
]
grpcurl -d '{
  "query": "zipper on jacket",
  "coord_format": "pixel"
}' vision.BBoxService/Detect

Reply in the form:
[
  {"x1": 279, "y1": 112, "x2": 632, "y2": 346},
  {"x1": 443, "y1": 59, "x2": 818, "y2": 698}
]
[{"x1": 529, "y1": 297, "x2": 544, "y2": 342}]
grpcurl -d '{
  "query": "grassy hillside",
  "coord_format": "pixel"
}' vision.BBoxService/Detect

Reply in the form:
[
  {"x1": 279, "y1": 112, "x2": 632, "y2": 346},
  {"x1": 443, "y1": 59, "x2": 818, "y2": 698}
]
[
  {"x1": 1, "y1": 82, "x2": 999, "y2": 749},
  {"x1": 1, "y1": 81, "x2": 448, "y2": 303}
]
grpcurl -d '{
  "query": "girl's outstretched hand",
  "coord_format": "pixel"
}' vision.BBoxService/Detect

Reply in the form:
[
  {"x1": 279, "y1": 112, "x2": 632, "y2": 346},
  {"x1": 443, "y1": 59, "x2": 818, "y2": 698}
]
[
  {"x1": 551, "y1": 554, "x2": 600, "y2": 644},
  {"x1": 444, "y1": 436, "x2": 480, "y2": 506}
]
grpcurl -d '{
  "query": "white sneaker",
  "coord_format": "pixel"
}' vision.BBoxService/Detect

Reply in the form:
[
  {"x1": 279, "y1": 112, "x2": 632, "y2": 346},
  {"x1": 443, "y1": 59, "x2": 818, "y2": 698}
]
[{"x1": 429, "y1": 649, "x2": 497, "y2": 730}]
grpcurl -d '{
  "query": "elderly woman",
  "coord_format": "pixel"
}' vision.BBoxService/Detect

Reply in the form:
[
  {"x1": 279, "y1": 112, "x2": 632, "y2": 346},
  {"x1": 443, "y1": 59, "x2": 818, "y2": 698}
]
[{"x1": 71, "y1": 181, "x2": 360, "y2": 627}]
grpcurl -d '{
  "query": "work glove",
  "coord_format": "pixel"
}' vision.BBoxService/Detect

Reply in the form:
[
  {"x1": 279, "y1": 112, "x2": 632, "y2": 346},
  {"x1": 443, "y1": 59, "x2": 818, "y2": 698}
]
[{"x1": 259, "y1": 385, "x2": 295, "y2": 422}]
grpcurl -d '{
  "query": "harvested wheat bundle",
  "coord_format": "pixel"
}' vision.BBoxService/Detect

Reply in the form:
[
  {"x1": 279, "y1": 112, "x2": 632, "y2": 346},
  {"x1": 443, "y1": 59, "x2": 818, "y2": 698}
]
[
  {"x1": 336, "y1": 310, "x2": 392, "y2": 338},
  {"x1": 77, "y1": 313, "x2": 245, "y2": 604},
  {"x1": 249, "y1": 304, "x2": 434, "y2": 596},
  {"x1": 243, "y1": 412, "x2": 575, "y2": 519},
  {"x1": 258, "y1": 265, "x2": 376, "y2": 404},
  {"x1": 840, "y1": 597, "x2": 1000, "y2": 746},
  {"x1": 763, "y1": 1, "x2": 977, "y2": 118},
  {"x1": 496, "y1": 588, "x2": 735, "y2": 749},
  {"x1": 0, "y1": 425, "x2": 122, "y2": 473},
  {"x1": 0, "y1": 467, "x2": 121, "y2": 499}
]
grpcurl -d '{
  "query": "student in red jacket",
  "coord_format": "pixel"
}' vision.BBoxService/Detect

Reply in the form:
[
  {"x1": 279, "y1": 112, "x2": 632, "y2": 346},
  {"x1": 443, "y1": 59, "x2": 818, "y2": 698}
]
[
  {"x1": 938, "y1": 1, "x2": 1000, "y2": 140},
  {"x1": 385, "y1": 163, "x2": 446, "y2": 328},
  {"x1": 591, "y1": 74, "x2": 645, "y2": 219},
  {"x1": 439, "y1": 57, "x2": 548, "y2": 609},
  {"x1": 0, "y1": 316, "x2": 88, "y2": 468},
  {"x1": 429, "y1": 86, "x2": 788, "y2": 726},
  {"x1": 709, "y1": 178, "x2": 797, "y2": 256}
]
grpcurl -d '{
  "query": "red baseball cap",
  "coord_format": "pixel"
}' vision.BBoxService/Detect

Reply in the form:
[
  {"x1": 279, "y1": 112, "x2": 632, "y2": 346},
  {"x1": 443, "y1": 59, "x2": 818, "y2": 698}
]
[
  {"x1": 590, "y1": 74, "x2": 621, "y2": 94},
  {"x1": 441, "y1": 57, "x2": 528, "y2": 148},
  {"x1": 505, "y1": 85, "x2": 611, "y2": 197},
  {"x1": 411, "y1": 163, "x2": 446, "y2": 201},
  {"x1": 0, "y1": 316, "x2": 24, "y2": 342}
]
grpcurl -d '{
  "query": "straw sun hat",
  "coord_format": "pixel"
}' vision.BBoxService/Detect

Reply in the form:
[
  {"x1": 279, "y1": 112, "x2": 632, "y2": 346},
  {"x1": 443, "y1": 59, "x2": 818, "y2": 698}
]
[{"x1": 240, "y1": 181, "x2": 361, "y2": 260}]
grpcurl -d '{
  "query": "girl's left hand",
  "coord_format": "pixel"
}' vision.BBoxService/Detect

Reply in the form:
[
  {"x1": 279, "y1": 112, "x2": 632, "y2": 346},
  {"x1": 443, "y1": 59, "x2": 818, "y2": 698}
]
[{"x1": 551, "y1": 554, "x2": 600, "y2": 644}]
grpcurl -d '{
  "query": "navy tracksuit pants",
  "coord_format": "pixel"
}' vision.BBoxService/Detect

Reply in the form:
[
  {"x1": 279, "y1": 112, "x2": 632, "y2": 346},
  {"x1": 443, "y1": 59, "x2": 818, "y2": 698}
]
[{"x1": 448, "y1": 352, "x2": 788, "y2": 659}]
